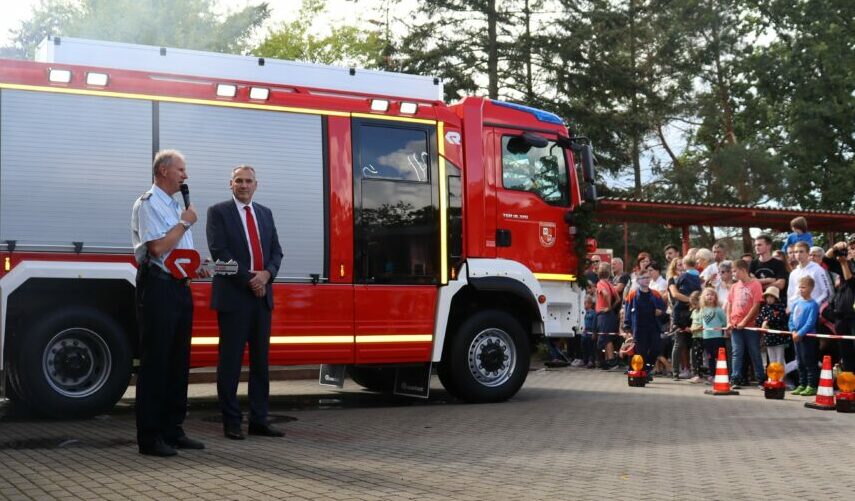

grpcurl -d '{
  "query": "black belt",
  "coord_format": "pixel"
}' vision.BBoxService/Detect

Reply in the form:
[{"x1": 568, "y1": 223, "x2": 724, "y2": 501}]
[{"x1": 147, "y1": 266, "x2": 191, "y2": 286}]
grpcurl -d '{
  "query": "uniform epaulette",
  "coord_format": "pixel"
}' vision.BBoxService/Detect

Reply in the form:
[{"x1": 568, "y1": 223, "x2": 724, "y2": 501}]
[{"x1": 139, "y1": 191, "x2": 153, "y2": 201}]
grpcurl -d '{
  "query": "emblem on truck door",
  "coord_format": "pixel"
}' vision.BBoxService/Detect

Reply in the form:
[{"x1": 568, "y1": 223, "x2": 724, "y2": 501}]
[
  {"x1": 445, "y1": 131, "x2": 461, "y2": 145},
  {"x1": 539, "y1": 222, "x2": 557, "y2": 248}
]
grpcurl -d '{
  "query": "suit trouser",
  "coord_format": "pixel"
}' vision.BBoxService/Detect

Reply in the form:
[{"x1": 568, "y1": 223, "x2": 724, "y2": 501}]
[
  {"x1": 217, "y1": 296, "x2": 272, "y2": 428},
  {"x1": 135, "y1": 275, "x2": 193, "y2": 446}
]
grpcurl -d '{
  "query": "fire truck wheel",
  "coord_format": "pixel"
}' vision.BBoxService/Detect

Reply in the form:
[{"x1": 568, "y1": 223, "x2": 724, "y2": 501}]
[
  {"x1": 347, "y1": 366, "x2": 395, "y2": 393},
  {"x1": 445, "y1": 310, "x2": 530, "y2": 403},
  {"x1": 14, "y1": 307, "x2": 132, "y2": 418}
]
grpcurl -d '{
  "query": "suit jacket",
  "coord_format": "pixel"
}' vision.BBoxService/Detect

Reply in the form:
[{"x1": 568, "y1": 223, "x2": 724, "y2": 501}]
[{"x1": 207, "y1": 200, "x2": 283, "y2": 311}]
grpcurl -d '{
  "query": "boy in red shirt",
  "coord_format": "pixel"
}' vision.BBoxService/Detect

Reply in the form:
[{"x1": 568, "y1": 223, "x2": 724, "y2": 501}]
[{"x1": 725, "y1": 259, "x2": 764, "y2": 388}]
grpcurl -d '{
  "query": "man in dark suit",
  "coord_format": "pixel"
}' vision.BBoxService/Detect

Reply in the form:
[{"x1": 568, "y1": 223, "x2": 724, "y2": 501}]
[{"x1": 207, "y1": 165, "x2": 284, "y2": 440}]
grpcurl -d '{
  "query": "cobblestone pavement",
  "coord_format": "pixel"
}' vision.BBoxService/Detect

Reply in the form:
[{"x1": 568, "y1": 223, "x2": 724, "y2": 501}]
[{"x1": 1, "y1": 367, "x2": 854, "y2": 500}]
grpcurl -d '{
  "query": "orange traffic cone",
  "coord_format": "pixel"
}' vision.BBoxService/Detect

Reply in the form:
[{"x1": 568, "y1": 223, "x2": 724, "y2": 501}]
[
  {"x1": 805, "y1": 355, "x2": 836, "y2": 410},
  {"x1": 705, "y1": 347, "x2": 739, "y2": 396}
]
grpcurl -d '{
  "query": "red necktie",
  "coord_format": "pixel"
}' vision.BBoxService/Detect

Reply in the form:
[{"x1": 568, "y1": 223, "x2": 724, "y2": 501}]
[{"x1": 244, "y1": 206, "x2": 264, "y2": 271}]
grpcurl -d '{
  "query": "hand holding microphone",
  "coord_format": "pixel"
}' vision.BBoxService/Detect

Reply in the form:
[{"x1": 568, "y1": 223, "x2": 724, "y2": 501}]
[{"x1": 178, "y1": 184, "x2": 198, "y2": 226}]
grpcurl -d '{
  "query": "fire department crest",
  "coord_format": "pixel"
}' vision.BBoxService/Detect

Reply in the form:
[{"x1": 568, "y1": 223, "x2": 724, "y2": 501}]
[{"x1": 539, "y1": 222, "x2": 557, "y2": 248}]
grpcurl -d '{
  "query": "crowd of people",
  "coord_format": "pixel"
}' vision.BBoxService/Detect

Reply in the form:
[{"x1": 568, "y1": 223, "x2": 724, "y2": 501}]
[{"x1": 549, "y1": 217, "x2": 855, "y2": 394}]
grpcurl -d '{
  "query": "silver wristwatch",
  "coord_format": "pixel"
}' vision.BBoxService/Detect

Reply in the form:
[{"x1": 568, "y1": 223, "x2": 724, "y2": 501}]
[{"x1": 179, "y1": 219, "x2": 193, "y2": 230}]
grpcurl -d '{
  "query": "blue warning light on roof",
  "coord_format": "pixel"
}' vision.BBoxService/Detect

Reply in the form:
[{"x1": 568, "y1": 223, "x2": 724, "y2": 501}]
[{"x1": 491, "y1": 100, "x2": 564, "y2": 125}]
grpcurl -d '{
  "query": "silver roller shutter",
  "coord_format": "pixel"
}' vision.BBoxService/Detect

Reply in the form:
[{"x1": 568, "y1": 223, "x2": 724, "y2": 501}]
[
  {"x1": 0, "y1": 90, "x2": 151, "y2": 250},
  {"x1": 158, "y1": 102, "x2": 325, "y2": 281}
]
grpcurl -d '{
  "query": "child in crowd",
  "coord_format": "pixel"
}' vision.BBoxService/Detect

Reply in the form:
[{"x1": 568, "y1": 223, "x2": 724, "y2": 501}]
[
  {"x1": 700, "y1": 287, "x2": 727, "y2": 383},
  {"x1": 782, "y1": 216, "x2": 813, "y2": 252},
  {"x1": 756, "y1": 286, "x2": 789, "y2": 365},
  {"x1": 545, "y1": 338, "x2": 568, "y2": 364},
  {"x1": 596, "y1": 262, "x2": 621, "y2": 369},
  {"x1": 790, "y1": 276, "x2": 820, "y2": 396},
  {"x1": 580, "y1": 295, "x2": 597, "y2": 368},
  {"x1": 670, "y1": 256, "x2": 701, "y2": 379},
  {"x1": 688, "y1": 290, "x2": 705, "y2": 383},
  {"x1": 623, "y1": 272, "x2": 666, "y2": 379},
  {"x1": 726, "y1": 259, "x2": 765, "y2": 388}
]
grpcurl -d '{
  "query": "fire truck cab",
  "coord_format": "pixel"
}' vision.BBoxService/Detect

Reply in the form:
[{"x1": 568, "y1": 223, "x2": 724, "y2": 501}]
[{"x1": 0, "y1": 37, "x2": 596, "y2": 417}]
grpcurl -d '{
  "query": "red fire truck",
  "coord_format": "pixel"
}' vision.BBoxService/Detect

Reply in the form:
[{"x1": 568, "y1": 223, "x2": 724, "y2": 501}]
[{"x1": 0, "y1": 37, "x2": 596, "y2": 417}]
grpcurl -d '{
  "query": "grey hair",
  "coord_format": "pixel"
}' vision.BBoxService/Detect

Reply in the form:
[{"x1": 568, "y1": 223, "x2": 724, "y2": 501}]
[
  {"x1": 695, "y1": 248, "x2": 713, "y2": 263},
  {"x1": 718, "y1": 260, "x2": 733, "y2": 272},
  {"x1": 152, "y1": 149, "x2": 185, "y2": 180},
  {"x1": 231, "y1": 164, "x2": 256, "y2": 178},
  {"x1": 809, "y1": 246, "x2": 824, "y2": 255}
]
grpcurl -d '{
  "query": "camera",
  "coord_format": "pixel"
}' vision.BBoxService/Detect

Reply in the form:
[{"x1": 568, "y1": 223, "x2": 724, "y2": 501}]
[{"x1": 833, "y1": 246, "x2": 847, "y2": 258}]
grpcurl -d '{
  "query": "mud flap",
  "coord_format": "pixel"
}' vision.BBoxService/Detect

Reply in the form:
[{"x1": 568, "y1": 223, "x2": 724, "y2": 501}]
[
  {"x1": 393, "y1": 363, "x2": 432, "y2": 399},
  {"x1": 319, "y1": 364, "x2": 346, "y2": 388}
]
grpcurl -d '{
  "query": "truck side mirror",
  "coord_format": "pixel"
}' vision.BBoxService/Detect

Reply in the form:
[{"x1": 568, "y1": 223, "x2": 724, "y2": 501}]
[
  {"x1": 507, "y1": 132, "x2": 549, "y2": 154},
  {"x1": 580, "y1": 144, "x2": 595, "y2": 183},
  {"x1": 584, "y1": 184, "x2": 598, "y2": 203}
]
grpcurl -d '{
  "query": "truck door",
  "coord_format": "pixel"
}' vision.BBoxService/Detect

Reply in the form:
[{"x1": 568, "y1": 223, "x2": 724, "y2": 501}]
[
  {"x1": 352, "y1": 118, "x2": 439, "y2": 364},
  {"x1": 491, "y1": 128, "x2": 574, "y2": 276}
]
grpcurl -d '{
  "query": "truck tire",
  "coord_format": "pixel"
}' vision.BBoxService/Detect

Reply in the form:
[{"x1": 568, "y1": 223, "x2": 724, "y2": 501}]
[
  {"x1": 443, "y1": 310, "x2": 530, "y2": 403},
  {"x1": 13, "y1": 307, "x2": 132, "y2": 418},
  {"x1": 347, "y1": 366, "x2": 395, "y2": 393}
]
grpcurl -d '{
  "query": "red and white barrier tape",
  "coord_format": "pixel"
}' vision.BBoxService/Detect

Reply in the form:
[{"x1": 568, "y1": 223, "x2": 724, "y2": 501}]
[
  {"x1": 578, "y1": 327, "x2": 855, "y2": 340},
  {"x1": 743, "y1": 326, "x2": 855, "y2": 341}
]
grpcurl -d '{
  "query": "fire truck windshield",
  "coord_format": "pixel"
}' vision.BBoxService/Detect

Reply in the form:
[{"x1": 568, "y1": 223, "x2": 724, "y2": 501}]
[{"x1": 501, "y1": 136, "x2": 570, "y2": 207}]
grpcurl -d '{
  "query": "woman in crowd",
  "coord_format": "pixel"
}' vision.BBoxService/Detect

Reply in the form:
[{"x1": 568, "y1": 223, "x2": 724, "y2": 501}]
[{"x1": 595, "y1": 262, "x2": 621, "y2": 369}]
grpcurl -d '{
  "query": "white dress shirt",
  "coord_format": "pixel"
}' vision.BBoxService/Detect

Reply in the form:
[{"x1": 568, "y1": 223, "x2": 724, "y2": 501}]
[{"x1": 233, "y1": 197, "x2": 262, "y2": 271}]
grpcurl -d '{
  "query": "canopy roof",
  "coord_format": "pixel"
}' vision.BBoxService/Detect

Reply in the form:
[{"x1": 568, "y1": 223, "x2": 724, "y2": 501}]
[{"x1": 594, "y1": 197, "x2": 855, "y2": 233}]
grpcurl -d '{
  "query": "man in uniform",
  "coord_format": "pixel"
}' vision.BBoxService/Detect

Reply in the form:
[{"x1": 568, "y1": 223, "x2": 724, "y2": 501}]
[
  {"x1": 131, "y1": 149, "x2": 206, "y2": 457},
  {"x1": 207, "y1": 165, "x2": 284, "y2": 440}
]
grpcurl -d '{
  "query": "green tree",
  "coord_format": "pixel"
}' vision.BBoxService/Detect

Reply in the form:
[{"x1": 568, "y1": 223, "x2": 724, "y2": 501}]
[
  {"x1": 2, "y1": 0, "x2": 269, "y2": 59},
  {"x1": 750, "y1": 0, "x2": 855, "y2": 212},
  {"x1": 396, "y1": 0, "x2": 520, "y2": 100},
  {"x1": 547, "y1": 0, "x2": 695, "y2": 194},
  {"x1": 663, "y1": 0, "x2": 785, "y2": 250},
  {"x1": 255, "y1": 0, "x2": 385, "y2": 67}
]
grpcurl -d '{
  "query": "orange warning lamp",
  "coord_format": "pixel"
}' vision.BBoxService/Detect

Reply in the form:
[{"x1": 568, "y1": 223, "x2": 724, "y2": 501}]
[
  {"x1": 630, "y1": 355, "x2": 644, "y2": 372},
  {"x1": 766, "y1": 362, "x2": 785, "y2": 382},
  {"x1": 838, "y1": 372, "x2": 855, "y2": 393}
]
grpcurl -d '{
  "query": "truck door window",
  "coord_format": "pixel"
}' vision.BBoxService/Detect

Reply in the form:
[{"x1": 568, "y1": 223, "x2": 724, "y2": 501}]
[
  {"x1": 353, "y1": 121, "x2": 438, "y2": 284},
  {"x1": 501, "y1": 136, "x2": 569, "y2": 206},
  {"x1": 359, "y1": 126, "x2": 429, "y2": 182}
]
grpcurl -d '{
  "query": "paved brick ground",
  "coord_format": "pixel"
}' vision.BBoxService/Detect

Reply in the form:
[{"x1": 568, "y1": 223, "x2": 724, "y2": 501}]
[{"x1": 1, "y1": 368, "x2": 853, "y2": 500}]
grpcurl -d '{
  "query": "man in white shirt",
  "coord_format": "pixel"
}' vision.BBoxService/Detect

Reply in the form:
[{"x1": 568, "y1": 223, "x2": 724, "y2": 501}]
[
  {"x1": 700, "y1": 242, "x2": 726, "y2": 287},
  {"x1": 787, "y1": 241, "x2": 832, "y2": 309}
]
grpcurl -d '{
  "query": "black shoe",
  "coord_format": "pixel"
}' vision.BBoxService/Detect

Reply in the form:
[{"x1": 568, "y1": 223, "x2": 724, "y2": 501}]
[
  {"x1": 168, "y1": 435, "x2": 205, "y2": 450},
  {"x1": 224, "y1": 425, "x2": 246, "y2": 440},
  {"x1": 139, "y1": 439, "x2": 177, "y2": 457},
  {"x1": 248, "y1": 422, "x2": 285, "y2": 437}
]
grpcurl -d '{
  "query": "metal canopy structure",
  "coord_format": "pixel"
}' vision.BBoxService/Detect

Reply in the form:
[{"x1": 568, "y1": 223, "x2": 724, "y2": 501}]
[{"x1": 594, "y1": 197, "x2": 855, "y2": 254}]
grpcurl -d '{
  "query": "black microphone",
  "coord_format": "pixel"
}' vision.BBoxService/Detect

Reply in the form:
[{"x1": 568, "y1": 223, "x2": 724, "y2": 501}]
[{"x1": 179, "y1": 184, "x2": 190, "y2": 209}]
